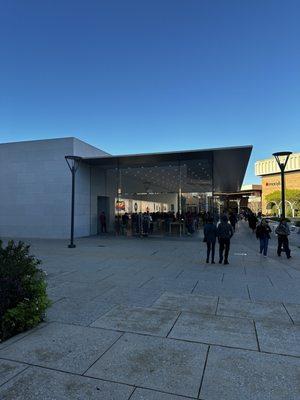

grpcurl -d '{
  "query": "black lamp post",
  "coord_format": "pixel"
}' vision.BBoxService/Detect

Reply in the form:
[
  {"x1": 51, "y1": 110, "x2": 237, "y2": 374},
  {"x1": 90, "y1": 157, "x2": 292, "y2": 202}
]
[
  {"x1": 272, "y1": 151, "x2": 292, "y2": 219},
  {"x1": 65, "y1": 155, "x2": 82, "y2": 248}
]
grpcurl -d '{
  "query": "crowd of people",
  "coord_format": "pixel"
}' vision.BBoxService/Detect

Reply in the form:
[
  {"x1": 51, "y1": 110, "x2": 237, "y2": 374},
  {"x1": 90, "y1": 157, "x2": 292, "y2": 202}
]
[
  {"x1": 243, "y1": 210, "x2": 292, "y2": 259},
  {"x1": 202, "y1": 209, "x2": 293, "y2": 264},
  {"x1": 100, "y1": 208, "x2": 293, "y2": 263},
  {"x1": 99, "y1": 210, "x2": 218, "y2": 237}
]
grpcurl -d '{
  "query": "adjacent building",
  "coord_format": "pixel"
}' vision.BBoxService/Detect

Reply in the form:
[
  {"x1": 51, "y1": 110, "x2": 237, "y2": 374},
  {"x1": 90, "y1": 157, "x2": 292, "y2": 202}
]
[{"x1": 255, "y1": 152, "x2": 300, "y2": 215}]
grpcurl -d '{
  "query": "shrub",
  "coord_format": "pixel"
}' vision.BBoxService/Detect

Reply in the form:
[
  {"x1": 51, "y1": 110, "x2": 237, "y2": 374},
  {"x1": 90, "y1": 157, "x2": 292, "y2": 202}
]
[{"x1": 0, "y1": 240, "x2": 50, "y2": 342}]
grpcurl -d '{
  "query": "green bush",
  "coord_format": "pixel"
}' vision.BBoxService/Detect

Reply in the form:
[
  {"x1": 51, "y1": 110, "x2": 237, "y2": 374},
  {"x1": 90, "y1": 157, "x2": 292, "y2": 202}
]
[{"x1": 0, "y1": 240, "x2": 51, "y2": 342}]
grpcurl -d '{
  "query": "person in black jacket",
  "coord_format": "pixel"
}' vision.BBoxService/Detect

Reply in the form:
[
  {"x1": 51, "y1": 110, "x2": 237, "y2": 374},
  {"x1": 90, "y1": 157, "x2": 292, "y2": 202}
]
[
  {"x1": 248, "y1": 213, "x2": 258, "y2": 233},
  {"x1": 275, "y1": 219, "x2": 291, "y2": 259},
  {"x1": 203, "y1": 217, "x2": 217, "y2": 264},
  {"x1": 217, "y1": 215, "x2": 234, "y2": 265},
  {"x1": 229, "y1": 212, "x2": 238, "y2": 232},
  {"x1": 256, "y1": 219, "x2": 271, "y2": 257}
]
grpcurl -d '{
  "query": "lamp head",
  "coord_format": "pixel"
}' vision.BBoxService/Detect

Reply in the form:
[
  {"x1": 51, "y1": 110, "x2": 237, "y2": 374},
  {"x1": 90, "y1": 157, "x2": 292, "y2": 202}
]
[
  {"x1": 272, "y1": 151, "x2": 292, "y2": 170},
  {"x1": 65, "y1": 155, "x2": 82, "y2": 171}
]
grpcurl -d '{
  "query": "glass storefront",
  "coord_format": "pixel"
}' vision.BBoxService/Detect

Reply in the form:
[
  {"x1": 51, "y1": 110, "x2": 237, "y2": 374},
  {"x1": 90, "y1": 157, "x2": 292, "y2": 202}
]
[{"x1": 96, "y1": 153, "x2": 216, "y2": 236}]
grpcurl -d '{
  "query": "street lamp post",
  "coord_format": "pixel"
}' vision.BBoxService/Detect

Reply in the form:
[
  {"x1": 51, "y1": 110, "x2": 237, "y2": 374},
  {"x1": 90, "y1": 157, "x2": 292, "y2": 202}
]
[
  {"x1": 272, "y1": 151, "x2": 292, "y2": 219},
  {"x1": 65, "y1": 155, "x2": 82, "y2": 248}
]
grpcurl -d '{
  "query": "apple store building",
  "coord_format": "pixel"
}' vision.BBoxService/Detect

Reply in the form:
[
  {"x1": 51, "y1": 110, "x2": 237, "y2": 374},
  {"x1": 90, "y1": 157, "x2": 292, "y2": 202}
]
[{"x1": 0, "y1": 138, "x2": 252, "y2": 239}]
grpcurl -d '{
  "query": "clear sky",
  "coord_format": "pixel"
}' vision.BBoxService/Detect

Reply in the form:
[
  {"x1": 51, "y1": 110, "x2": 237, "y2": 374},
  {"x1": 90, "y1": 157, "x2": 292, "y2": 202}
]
[{"x1": 1, "y1": 0, "x2": 299, "y2": 183}]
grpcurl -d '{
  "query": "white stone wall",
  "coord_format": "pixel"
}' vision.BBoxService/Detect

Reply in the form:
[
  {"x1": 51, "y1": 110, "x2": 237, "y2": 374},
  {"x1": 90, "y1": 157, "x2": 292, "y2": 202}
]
[{"x1": 0, "y1": 137, "x2": 108, "y2": 239}]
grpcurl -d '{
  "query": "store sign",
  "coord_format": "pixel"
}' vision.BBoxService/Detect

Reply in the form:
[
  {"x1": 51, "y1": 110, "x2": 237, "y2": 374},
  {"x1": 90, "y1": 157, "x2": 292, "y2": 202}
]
[{"x1": 265, "y1": 181, "x2": 280, "y2": 187}]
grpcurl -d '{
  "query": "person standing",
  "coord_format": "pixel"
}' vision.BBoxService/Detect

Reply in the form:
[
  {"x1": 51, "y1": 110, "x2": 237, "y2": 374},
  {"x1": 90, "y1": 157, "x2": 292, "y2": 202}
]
[
  {"x1": 99, "y1": 211, "x2": 107, "y2": 233},
  {"x1": 256, "y1": 219, "x2": 271, "y2": 257},
  {"x1": 275, "y1": 219, "x2": 291, "y2": 259},
  {"x1": 203, "y1": 217, "x2": 217, "y2": 264},
  {"x1": 217, "y1": 215, "x2": 234, "y2": 265}
]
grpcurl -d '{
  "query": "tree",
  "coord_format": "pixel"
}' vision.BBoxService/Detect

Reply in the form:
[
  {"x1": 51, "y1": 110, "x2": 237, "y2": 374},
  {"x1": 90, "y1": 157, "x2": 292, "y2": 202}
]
[{"x1": 265, "y1": 189, "x2": 300, "y2": 217}]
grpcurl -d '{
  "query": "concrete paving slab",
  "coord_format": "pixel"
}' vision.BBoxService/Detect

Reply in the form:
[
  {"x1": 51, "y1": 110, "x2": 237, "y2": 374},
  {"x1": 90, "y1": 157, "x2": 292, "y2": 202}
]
[
  {"x1": 142, "y1": 277, "x2": 197, "y2": 292},
  {"x1": 91, "y1": 305, "x2": 179, "y2": 336},
  {"x1": 47, "y1": 280, "x2": 115, "y2": 302},
  {"x1": 46, "y1": 297, "x2": 114, "y2": 326},
  {"x1": 0, "y1": 322, "x2": 121, "y2": 374},
  {"x1": 247, "y1": 284, "x2": 283, "y2": 302},
  {"x1": 152, "y1": 292, "x2": 217, "y2": 314},
  {"x1": 256, "y1": 320, "x2": 300, "y2": 357},
  {"x1": 194, "y1": 280, "x2": 250, "y2": 300},
  {"x1": 217, "y1": 297, "x2": 291, "y2": 323},
  {"x1": 0, "y1": 359, "x2": 28, "y2": 386},
  {"x1": 96, "y1": 287, "x2": 163, "y2": 307},
  {"x1": 200, "y1": 346, "x2": 300, "y2": 400},
  {"x1": 168, "y1": 312, "x2": 258, "y2": 350},
  {"x1": 130, "y1": 388, "x2": 191, "y2": 399},
  {"x1": 0, "y1": 366, "x2": 134, "y2": 400},
  {"x1": 85, "y1": 333, "x2": 208, "y2": 398}
]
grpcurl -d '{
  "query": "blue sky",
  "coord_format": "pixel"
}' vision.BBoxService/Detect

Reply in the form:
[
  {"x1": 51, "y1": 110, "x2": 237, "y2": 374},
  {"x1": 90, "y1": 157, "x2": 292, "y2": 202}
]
[{"x1": 1, "y1": 0, "x2": 299, "y2": 183}]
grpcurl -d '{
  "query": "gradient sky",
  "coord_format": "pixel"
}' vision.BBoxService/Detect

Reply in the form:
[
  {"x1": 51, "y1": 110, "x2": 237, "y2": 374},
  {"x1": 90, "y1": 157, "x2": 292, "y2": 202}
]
[{"x1": 1, "y1": 0, "x2": 299, "y2": 183}]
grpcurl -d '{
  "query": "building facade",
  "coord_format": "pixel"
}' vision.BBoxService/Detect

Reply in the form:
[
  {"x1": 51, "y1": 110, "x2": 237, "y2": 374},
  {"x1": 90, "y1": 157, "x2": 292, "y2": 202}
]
[
  {"x1": 255, "y1": 153, "x2": 300, "y2": 215},
  {"x1": 0, "y1": 138, "x2": 252, "y2": 239}
]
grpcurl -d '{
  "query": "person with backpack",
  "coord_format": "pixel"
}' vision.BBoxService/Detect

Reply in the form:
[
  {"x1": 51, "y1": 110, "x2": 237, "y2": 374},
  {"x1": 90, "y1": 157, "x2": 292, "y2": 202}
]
[
  {"x1": 256, "y1": 219, "x2": 271, "y2": 257},
  {"x1": 275, "y1": 218, "x2": 291, "y2": 259},
  {"x1": 217, "y1": 215, "x2": 234, "y2": 265},
  {"x1": 203, "y1": 217, "x2": 217, "y2": 264}
]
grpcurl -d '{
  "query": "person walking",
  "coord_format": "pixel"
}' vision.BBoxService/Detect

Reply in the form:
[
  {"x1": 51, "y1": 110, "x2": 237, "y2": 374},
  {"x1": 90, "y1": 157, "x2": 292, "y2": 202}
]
[
  {"x1": 248, "y1": 213, "x2": 258, "y2": 233},
  {"x1": 203, "y1": 217, "x2": 217, "y2": 264},
  {"x1": 217, "y1": 215, "x2": 234, "y2": 265},
  {"x1": 229, "y1": 212, "x2": 237, "y2": 232},
  {"x1": 275, "y1": 218, "x2": 291, "y2": 259},
  {"x1": 256, "y1": 219, "x2": 271, "y2": 257}
]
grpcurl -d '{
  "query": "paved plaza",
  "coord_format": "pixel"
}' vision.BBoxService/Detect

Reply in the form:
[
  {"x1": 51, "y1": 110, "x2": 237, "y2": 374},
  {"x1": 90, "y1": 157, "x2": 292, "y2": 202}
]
[{"x1": 1, "y1": 222, "x2": 300, "y2": 399}]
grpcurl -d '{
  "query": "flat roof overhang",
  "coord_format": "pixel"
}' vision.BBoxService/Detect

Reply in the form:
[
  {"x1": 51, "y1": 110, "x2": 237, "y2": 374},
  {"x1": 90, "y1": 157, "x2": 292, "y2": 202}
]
[{"x1": 82, "y1": 145, "x2": 252, "y2": 193}]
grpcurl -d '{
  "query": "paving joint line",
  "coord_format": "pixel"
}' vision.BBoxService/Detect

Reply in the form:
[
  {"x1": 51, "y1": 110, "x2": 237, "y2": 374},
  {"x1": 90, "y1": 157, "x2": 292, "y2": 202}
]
[
  {"x1": 246, "y1": 285, "x2": 252, "y2": 301},
  {"x1": 253, "y1": 320, "x2": 261, "y2": 352},
  {"x1": 197, "y1": 345, "x2": 210, "y2": 399},
  {"x1": 266, "y1": 275, "x2": 274, "y2": 287},
  {"x1": 175, "y1": 270, "x2": 184, "y2": 279},
  {"x1": 0, "y1": 323, "x2": 49, "y2": 351},
  {"x1": 138, "y1": 277, "x2": 154, "y2": 288},
  {"x1": 130, "y1": 385, "x2": 197, "y2": 399},
  {"x1": 0, "y1": 364, "x2": 30, "y2": 388},
  {"x1": 283, "y1": 268, "x2": 293, "y2": 279},
  {"x1": 0, "y1": 357, "x2": 136, "y2": 391},
  {"x1": 282, "y1": 302, "x2": 295, "y2": 324},
  {"x1": 87, "y1": 304, "x2": 119, "y2": 327},
  {"x1": 214, "y1": 296, "x2": 220, "y2": 315},
  {"x1": 166, "y1": 311, "x2": 182, "y2": 338},
  {"x1": 191, "y1": 280, "x2": 199, "y2": 294},
  {"x1": 127, "y1": 387, "x2": 137, "y2": 399},
  {"x1": 82, "y1": 332, "x2": 125, "y2": 376}
]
